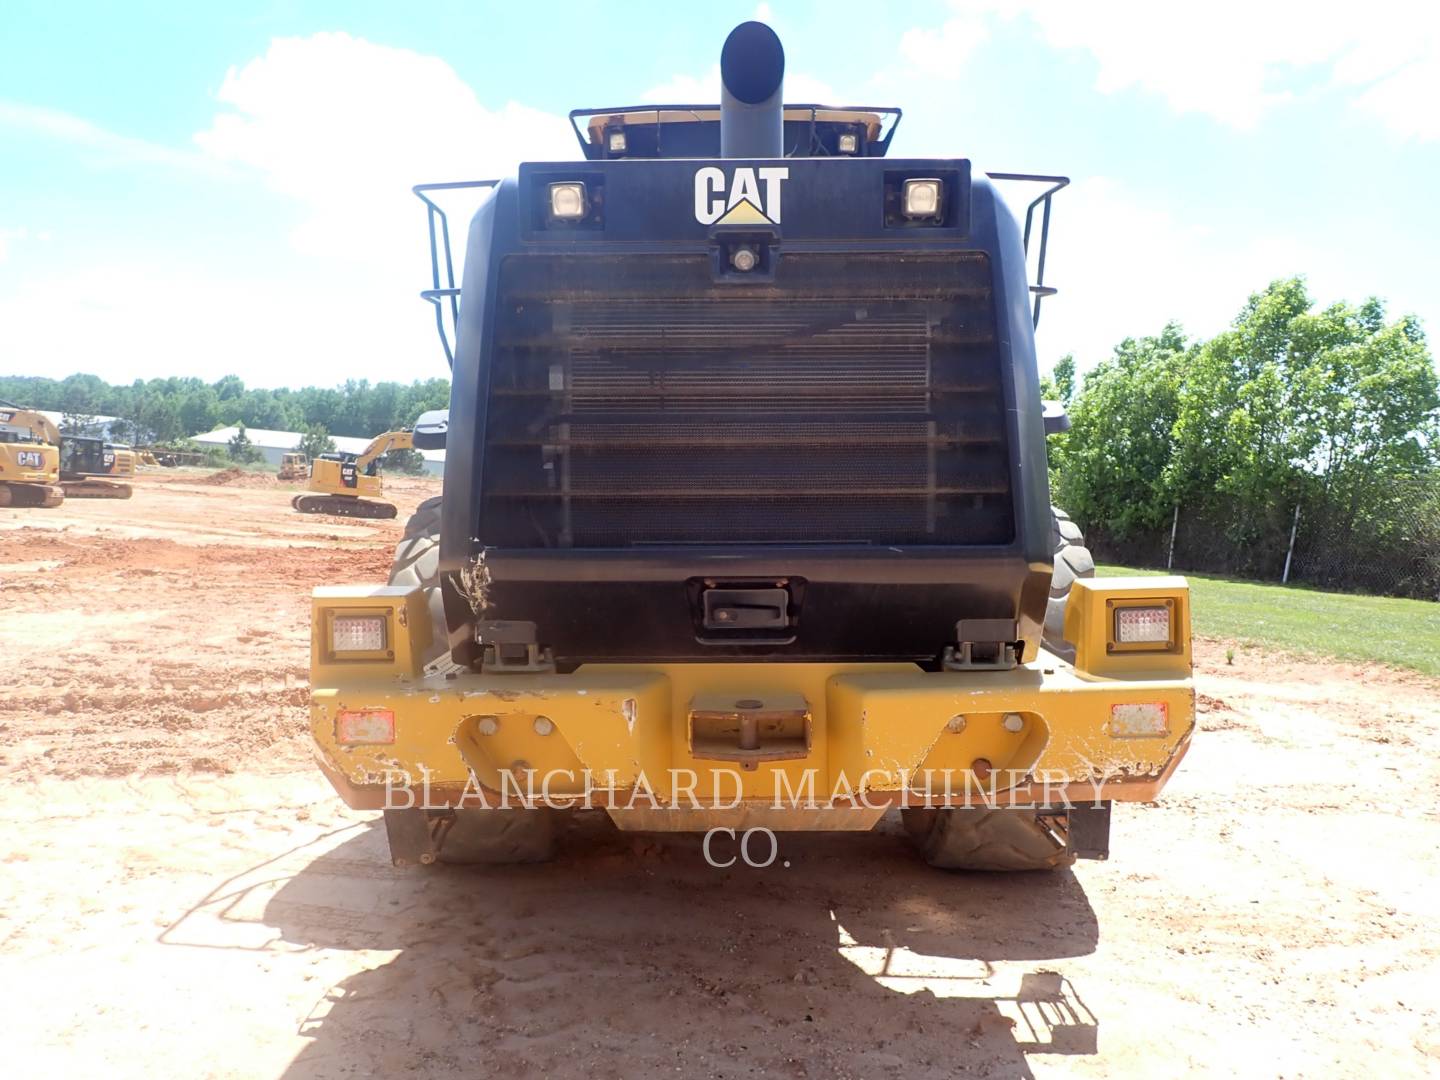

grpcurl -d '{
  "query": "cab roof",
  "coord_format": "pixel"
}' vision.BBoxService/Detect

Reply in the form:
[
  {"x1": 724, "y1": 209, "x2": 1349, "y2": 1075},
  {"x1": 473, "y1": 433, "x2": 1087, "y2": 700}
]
[{"x1": 569, "y1": 104, "x2": 902, "y2": 159}]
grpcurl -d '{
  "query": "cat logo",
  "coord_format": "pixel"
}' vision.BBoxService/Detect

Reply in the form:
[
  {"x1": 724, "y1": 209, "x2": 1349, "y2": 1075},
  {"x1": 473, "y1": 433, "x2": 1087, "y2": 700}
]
[{"x1": 693, "y1": 166, "x2": 789, "y2": 226}]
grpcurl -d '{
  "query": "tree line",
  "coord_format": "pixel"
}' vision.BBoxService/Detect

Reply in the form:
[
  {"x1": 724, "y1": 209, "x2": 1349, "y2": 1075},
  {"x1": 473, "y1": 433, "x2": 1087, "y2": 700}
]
[
  {"x1": 1045, "y1": 278, "x2": 1440, "y2": 597},
  {"x1": 0, "y1": 372, "x2": 452, "y2": 447}
]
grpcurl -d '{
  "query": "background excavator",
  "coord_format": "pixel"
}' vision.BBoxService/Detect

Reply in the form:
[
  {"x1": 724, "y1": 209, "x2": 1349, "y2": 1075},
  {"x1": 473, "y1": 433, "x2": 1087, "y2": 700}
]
[
  {"x1": 0, "y1": 401, "x2": 133, "y2": 501},
  {"x1": 0, "y1": 402, "x2": 64, "y2": 508},
  {"x1": 58, "y1": 435, "x2": 133, "y2": 499},
  {"x1": 106, "y1": 444, "x2": 138, "y2": 481},
  {"x1": 291, "y1": 430, "x2": 413, "y2": 519}
]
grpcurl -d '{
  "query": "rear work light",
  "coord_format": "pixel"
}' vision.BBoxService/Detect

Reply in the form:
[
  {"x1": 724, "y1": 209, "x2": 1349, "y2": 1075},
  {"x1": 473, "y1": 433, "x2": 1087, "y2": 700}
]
[
  {"x1": 902, "y1": 178, "x2": 943, "y2": 219},
  {"x1": 1114, "y1": 604, "x2": 1173, "y2": 646},
  {"x1": 548, "y1": 181, "x2": 588, "y2": 221},
  {"x1": 331, "y1": 614, "x2": 387, "y2": 654}
]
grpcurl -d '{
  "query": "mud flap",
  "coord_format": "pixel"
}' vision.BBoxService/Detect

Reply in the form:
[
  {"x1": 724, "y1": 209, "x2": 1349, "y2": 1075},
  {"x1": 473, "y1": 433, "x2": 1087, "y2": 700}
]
[
  {"x1": 382, "y1": 808, "x2": 439, "y2": 867},
  {"x1": 1066, "y1": 801, "x2": 1111, "y2": 860}
]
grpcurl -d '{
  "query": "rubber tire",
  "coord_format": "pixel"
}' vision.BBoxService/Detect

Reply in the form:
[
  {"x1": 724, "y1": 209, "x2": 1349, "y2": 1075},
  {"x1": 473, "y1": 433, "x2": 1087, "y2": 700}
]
[
  {"x1": 901, "y1": 807, "x2": 1075, "y2": 871},
  {"x1": 387, "y1": 495, "x2": 449, "y2": 669},
  {"x1": 1045, "y1": 506, "x2": 1095, "y2": 661},
  {"x1": 385, "y1": 498, "x2": 556, "y2": 864}
]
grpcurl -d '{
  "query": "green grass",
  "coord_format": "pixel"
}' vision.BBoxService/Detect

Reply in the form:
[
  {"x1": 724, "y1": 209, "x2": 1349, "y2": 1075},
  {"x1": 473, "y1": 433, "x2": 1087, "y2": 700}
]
[{"x1": 1097, "y1": 564, "x2": 1440, "y2": 677}]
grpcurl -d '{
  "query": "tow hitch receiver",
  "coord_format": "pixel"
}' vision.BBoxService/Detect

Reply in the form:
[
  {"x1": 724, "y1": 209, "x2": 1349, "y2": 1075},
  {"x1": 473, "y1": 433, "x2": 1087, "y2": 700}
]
[{"x1": 689, "y1": 692, "x2": 811, "y2": 769}]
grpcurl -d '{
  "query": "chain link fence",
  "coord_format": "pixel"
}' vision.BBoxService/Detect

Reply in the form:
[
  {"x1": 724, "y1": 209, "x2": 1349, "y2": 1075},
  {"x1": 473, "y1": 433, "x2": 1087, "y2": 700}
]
[{"x1": 1084, "y1": 477, "x2": 1440, "y2": 600}]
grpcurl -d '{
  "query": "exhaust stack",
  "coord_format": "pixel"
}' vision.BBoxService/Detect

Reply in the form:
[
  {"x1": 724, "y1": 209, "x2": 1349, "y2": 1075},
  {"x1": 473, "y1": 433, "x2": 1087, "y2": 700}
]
[{"x1": 720, "y1": 21, "x2": 785, "y2": 158}]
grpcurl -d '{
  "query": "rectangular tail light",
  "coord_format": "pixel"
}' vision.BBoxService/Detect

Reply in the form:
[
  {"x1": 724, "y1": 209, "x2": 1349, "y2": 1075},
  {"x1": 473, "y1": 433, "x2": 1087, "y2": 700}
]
[
  {"x1": 1115, "y1": 605, "x2": 1171, "y2": 644},
  {"x1": 336, "y1": 709, "x2": 395, "y2": 745}
]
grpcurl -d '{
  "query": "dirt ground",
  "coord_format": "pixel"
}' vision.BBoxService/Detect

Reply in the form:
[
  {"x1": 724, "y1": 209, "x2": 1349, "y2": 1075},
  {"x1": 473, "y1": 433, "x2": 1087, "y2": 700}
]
[{"x1": 2, "y1": 469, "x2": 1438, "y2": 1078}]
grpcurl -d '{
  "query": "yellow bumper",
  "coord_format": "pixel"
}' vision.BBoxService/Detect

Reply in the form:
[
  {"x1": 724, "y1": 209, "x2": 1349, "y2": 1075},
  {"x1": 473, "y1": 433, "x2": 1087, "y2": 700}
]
[{"x1": 310, "y1": 578, "x2": 1195, "y2": 820}]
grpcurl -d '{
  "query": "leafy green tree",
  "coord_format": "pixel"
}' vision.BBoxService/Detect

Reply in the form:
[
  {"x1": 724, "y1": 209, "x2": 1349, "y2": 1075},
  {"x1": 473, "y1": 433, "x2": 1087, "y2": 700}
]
[
  {"x1": 179, "y1": 387, "x2": 220, "y2": 436},
  {"x1": 227, "y1": 422, "x2": 262, "y2": 463},
  {"x1": 381, "y1": 447, "x2": 428, "y2": 476},
  {"x1": 1168, "y1": 279, "x2": 1438, "y2": 537},
  {"x1": 298, "y1": 425, "x2": 338, "y2": 460},
  {"x1": 1052, "y1": 323, "x2": 1190, "y2": 535},
  {"x1": 1052, "y1": 355, "x2": 1076, "y2": 405},
  {"x1": 213, "y1": 374, "x2": 246, "y2": 402}
]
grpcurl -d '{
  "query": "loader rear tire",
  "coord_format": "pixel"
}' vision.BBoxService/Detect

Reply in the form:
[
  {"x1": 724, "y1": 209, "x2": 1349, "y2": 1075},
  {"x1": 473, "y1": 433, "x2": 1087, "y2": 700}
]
[
  {"x1": 1044, "y1": 506, "x2": 1095, "y2": 661},
  {"x1": 901, "y1": 807, "x2": 1075, "y2": 871},
  {"x1": 387, "y1": 496, "x2": 449, "y2": 669}
]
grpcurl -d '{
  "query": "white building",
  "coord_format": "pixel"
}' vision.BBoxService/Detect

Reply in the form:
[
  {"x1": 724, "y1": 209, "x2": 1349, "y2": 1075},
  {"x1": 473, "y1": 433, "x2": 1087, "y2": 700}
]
[
  {"x1": 39, "y1": 411, "x2": 125, "y2": 440},
  {"x1": 191, "y1": 427, "x2": 445, "y2": 477}
]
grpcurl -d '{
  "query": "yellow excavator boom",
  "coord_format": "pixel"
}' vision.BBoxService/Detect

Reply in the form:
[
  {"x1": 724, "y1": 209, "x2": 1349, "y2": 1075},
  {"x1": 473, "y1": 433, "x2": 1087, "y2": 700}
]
[{"x1": 353, "y1": 430, "x2": 415, "y2": 472}]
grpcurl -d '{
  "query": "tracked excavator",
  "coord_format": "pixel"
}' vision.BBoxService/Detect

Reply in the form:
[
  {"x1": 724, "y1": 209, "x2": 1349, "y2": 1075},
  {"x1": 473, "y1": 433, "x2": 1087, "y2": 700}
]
[
  {"x1": 107, "y1": 444, "x2": 138, "y2": 480},
  {"x1": 0, "y1": 402, "x2": 64, "y2": 508},
  {"x1": 58, "y1": 435, "x2": 133, "y2": 498},
  {"x1": 292, "y1": 430, "x2": 414, "y2": 519}
]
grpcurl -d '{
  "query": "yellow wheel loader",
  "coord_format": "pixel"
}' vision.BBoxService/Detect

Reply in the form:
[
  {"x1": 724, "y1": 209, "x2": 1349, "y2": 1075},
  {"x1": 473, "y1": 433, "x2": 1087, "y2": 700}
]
[
  {"x1": 309, "y1": 22, "x2": 1195, "y2": 871},
  {"x1": 0, "y1": 403, "x2": 64, "y2": 508},
  {"x1": 277, "y1": 451, "x2": 308, "y2": 482},
  {"x1": 292, "y1": 430, "x2": 413, "y2": 519}
]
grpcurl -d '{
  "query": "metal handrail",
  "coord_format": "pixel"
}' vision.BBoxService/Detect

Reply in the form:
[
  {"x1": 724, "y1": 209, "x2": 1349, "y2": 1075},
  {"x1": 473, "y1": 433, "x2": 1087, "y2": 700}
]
[
  {"x1": 413, "y1": 180, "x2": 499, "y2": 367},
  {"x1": 987, "y1": 173, "x2": 1069, "y2": 328}
]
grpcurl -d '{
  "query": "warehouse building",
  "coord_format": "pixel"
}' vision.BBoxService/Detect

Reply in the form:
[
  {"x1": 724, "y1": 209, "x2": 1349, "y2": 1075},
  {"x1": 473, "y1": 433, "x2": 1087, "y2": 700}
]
[{"x1": 191, "y1": 427, "x2": 445, "y2": 477}]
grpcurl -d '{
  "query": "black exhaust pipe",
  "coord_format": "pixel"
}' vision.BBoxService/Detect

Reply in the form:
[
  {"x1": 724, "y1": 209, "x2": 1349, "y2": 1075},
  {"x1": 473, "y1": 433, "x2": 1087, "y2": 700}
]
[{"x1": 720, "y1": 21, "x2": 785, "y2": 158}]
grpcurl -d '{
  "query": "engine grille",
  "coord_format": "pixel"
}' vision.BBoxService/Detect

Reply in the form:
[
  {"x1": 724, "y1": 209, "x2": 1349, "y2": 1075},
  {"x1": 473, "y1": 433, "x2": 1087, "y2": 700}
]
[{"x1": 478, "y1": 252, "x2": 1013, "y2": 547}]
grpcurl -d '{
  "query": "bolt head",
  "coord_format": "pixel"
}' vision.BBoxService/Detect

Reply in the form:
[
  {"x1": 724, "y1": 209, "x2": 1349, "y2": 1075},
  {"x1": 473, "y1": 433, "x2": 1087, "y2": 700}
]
[
  {"x1": 533, "y1": 715, "x2": 554, "y2": 736},
  {"x1": 477, "y1": 716, "x2": 499, "y2": 736},
  {"x1": 730, "y1": 246, "x2": 758, "y2": 272},
  {"x1": 945, "y1": 715, "x2": 967, "y2": 734},
  {"x1": 1002, "y1": 712, "x2": 1024, "y2": 733}
]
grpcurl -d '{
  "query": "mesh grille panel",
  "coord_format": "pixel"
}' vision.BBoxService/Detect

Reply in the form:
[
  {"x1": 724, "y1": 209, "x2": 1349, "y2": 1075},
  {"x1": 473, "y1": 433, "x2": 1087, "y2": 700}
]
[{"x1": 479, "y1": 253, "x2": 1012, "y2": 547}]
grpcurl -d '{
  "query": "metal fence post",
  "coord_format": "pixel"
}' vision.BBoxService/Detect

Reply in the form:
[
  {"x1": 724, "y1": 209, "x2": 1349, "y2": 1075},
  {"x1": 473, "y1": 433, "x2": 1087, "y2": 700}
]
[
  {"x1": 1281, "y1": 502, "x2": 1301, "y2": 584},
  {"x1": 1166, "y1": 504, "x2": 1179, "y2": 570}
]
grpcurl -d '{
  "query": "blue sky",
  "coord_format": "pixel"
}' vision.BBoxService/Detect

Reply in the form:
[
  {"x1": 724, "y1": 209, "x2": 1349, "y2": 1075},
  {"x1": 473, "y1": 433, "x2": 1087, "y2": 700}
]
[{"x1": 2, "y1": 0, "x2": 1437, "y2": 389}]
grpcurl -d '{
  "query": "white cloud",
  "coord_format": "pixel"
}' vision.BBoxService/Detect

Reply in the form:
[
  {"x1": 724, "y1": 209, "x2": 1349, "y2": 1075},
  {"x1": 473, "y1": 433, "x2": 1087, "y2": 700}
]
[
  {"x1": 912, "y1": 1, "x2": 1440, "y2": 136},
  {"x1": 0, "y1": 100, "x2": 223, "y2": 173},
  {"x1": 194, "y1": 32, "x2": 576, "y2": 261},
  {"x1": 0, "y1": 262, "x2": 408, "y2": 387},
  {"x1": 897, "y1": 12, "x2": 990, "y2": 79},
  {"x1": 0, "y1": 227, "x2": 26, "y2": 263},
  {"x1": 2, "y1": 33, "x2": 580, "y2": 387},
  {"x1": 1031, "y1": 175, "x2": 1327, "y2": 369}
]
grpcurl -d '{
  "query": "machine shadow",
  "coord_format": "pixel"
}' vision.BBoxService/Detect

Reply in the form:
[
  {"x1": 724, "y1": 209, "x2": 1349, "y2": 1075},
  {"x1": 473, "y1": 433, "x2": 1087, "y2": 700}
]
[{"x1": 270, "y1": 813, "x2": 1099, "y2": 1078}]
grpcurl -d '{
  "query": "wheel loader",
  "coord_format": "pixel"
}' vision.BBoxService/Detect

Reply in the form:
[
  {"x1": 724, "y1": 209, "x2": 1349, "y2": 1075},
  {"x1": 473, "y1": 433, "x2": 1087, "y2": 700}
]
[
  {"x1": 292, "y1": 430, "x2": 413, "y2": 519},
  {"x1": 309, "y1": 22, "x2": 1195, "y2": 870},
  {"x1": 0, "y1": 403, "x2": 64, "y2": 508}
]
